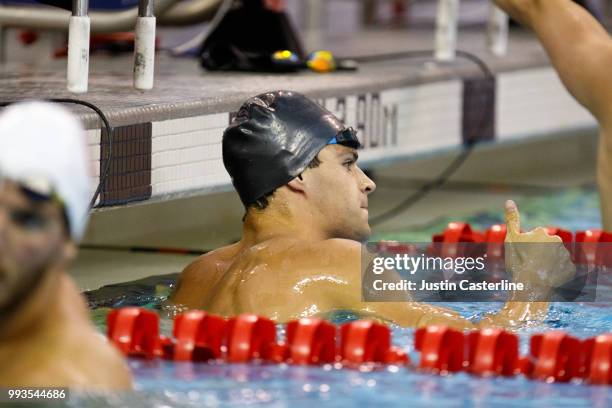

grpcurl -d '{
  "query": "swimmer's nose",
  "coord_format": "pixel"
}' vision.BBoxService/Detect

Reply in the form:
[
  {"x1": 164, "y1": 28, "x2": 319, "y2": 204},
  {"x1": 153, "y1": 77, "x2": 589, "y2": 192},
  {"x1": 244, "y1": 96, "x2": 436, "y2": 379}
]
[
  {"x1": 365, "y1": 180, "x2": 376, "y2": 195},
  {"x1": 361, "y1": 169, "x2": 376, "y2": 195}
]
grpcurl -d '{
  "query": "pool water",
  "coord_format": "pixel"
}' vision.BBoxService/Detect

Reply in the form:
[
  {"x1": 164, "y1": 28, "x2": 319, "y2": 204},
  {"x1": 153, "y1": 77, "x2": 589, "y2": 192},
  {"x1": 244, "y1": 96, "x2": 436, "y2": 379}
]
[
  {"x1": 370, "y1": 186, "x2": 602, "y2": 242},
  {"x1": 76, "y1": 187, "x2": 611, "y2": 407}
]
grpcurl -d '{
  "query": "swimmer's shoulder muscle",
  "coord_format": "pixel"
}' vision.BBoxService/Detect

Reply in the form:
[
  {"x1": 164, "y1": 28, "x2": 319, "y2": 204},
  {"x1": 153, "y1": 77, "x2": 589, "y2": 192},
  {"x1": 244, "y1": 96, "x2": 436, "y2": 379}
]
[
  {"x1": 170, "y1": 243, "x2": 241, "y2": 308},
  {"x1": 285, "y1": 238, "x2": 364, "y2": 299},
  {"x1": 225, "y1": 238, "x2": 364, "y2": 320}
]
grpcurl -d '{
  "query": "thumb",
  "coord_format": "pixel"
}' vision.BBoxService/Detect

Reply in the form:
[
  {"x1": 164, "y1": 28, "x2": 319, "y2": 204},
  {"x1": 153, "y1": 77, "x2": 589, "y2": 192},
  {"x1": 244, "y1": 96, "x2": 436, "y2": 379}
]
[{"x1": 505, "y1": 200, "x2": 521, "y2": 236}]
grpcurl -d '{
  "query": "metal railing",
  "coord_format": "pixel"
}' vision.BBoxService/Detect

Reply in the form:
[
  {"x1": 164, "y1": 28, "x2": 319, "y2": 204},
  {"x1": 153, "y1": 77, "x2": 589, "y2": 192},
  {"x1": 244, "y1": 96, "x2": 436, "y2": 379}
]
[
  {"x1": 0, "y1": 0, "x2": 223, "y2": 92},
  {"x1": 0, "y1": 0, "x2": 222, "y2": 32}
]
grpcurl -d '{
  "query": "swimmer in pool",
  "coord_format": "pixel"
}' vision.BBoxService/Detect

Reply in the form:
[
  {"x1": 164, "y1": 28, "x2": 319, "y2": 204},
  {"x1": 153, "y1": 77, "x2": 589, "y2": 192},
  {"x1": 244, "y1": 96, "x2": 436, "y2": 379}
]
[
  {"x1": 494, "y1": 0, "x2": 612, "y2": 230},
  {"x1": 0, "y1": 102, "x2": 132, "y2": 389},
  {"x1": 170, "y1": 90, "x2": 575, "y2": 329}
]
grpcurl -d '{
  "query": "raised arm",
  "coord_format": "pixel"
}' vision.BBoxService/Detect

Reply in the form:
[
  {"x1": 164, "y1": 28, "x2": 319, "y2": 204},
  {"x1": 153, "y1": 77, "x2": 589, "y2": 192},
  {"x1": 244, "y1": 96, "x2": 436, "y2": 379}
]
[
  {"x1": 494, "y1": 0, "x2": 612, "y2": 229},
  {"x1": 494, "y1": 0, "x2": 612, "y2": 124}
]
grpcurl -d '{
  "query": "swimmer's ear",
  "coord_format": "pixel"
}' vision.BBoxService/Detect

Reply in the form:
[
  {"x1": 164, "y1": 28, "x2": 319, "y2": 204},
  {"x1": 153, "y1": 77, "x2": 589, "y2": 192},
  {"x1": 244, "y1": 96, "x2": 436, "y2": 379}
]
[
  {"x1": 60, "y1": 241, "x2": 78, "y2": 263},
  {"x1": 287, "y1": 174, "x2": 307, "y2": 193}
]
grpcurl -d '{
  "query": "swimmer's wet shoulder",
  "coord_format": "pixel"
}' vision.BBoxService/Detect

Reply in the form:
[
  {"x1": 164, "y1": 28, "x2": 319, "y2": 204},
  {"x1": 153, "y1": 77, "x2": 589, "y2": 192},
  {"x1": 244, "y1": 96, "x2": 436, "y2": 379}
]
[
  {"x1": 171, "y1": 237, "x2": 358, "y2": 320},
  {"x1": 171, "y1": 243, "x2": 243, "y2": 309},
  {"x1": 171, "y1": 237, "x2": 469, "y2": 329}
]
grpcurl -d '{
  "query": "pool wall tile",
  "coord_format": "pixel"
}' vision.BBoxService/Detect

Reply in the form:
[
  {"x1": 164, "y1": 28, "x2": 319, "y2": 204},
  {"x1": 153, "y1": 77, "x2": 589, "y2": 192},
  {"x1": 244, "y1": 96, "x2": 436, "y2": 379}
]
[{"x1": 89, "y1": 67, "x2": 596, "y2": 208}]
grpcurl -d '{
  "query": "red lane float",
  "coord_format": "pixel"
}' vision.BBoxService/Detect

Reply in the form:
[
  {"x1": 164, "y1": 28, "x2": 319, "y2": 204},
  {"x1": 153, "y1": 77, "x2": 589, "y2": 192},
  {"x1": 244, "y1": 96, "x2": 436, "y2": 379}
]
[
  {"x1": 575, "y1": 229, "x2": 605, "y2": 265},
  {"x1": 466, "y1": 328, "x2": 519, "y2": 376},
  {"x1": 432, "y1": 222, "x2": 484, "y2": 259},
  {"x1": 173, "y1": 310, "x2": 227, "y2": 362},
  {"x1": 414, "y1": 325, "x2": 464, "y2": 373},
  {"x1": 105, "y1": 308, "x2": 612, "y2": 386},
  {"x1": 379, "y1": 221, "x2": 612, "y2": 269},
  {"x1": 432, "y1": 222, "x2": 484, "y2": 244},
  {"x1": 543, "y1": 227, "x2": 573, "y2": 245},
  {"x1": 430, "y1": 222, "x2": 609, "y2": 247},
  {"x1": 285, "y1": 318, "x2": 336, "y2": 365},
  {"x1": 526, "y1": 331, "x2": 582, "y2": 382},
  {"x1": 594, "y1": 231, "x2": 612, "y2": 268},
  {"x1": 341, "y1": 320, "x2": 390, "y2": 364},
  {"x1": 428, "y1": 223, "x2": 612, "y2": 269},
  {"x1": 582, "y1": 333, "x2": 612, "y2": 385},
  {"x1": 376, "y1": 241, "x2": 415, "y2": 254},
  {"x1": 384, "y1": 347, "x2": 410, "y2": 365},
  {"x1": 107, "y1": 307, "x2": 161, "y2": 359},
  {"x1": 340, "y1": 320, "x2": 409, "y2": 365},
  {"x1": 576, "y1": 230, "x2": 612, "y2": 268},
  {"x1": 484, "y1": 224, "x2": 506, "y2": 261},
  {"x1": 226, "y1": 314, "x2": 277, "y2": 363},
  {"x1": 484, "y1": 224, "x2": 506, "y2": 242},
  {"x1": 431, "y1": 222, "x2": 580, "y2": 244}
]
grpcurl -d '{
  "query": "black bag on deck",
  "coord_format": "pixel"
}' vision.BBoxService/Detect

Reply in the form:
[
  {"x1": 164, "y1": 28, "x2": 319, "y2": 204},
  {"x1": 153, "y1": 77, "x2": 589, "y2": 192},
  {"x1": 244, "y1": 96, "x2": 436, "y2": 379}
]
[{"x1": 199, "y1": 0, "x2": 304, "y2": 72}]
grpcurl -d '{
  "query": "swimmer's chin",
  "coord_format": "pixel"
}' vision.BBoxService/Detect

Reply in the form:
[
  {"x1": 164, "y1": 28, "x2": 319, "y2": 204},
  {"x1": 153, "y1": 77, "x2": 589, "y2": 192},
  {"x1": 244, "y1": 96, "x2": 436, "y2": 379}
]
[{"x1": 351, "y1": 230, "x2": 373, "y2": 243}]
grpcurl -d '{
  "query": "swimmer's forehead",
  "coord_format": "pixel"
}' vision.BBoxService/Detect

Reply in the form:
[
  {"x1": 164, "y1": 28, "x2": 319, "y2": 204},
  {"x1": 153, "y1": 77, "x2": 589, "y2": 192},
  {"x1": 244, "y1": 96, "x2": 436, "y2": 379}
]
[
  {"x1": 0, "y1": 180, "x2": 58, "y2": 213},
  {"x1": 321, "y1": 144, "x2": 359, "y2": 161}
]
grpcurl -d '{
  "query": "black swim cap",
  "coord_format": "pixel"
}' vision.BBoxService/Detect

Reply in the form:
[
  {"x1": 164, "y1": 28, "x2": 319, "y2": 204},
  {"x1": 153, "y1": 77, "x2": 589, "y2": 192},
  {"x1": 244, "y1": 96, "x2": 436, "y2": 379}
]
[{"x1": 223, "y1": 90, "x2": 361, "y2": 207}]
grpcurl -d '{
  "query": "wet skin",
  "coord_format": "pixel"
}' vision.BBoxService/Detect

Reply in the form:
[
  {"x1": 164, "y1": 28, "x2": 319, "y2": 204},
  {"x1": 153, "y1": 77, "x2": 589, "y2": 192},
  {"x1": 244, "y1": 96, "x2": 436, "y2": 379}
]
[
  {"x1": 494, "y1": 0, "x2": 612, "y2": 229},
  {"x1": 0, "y1": 181, "x2": 132, "y2": 390},
  {"x1": 171, "y1": 145, "x2": 574, "y2": 329}
]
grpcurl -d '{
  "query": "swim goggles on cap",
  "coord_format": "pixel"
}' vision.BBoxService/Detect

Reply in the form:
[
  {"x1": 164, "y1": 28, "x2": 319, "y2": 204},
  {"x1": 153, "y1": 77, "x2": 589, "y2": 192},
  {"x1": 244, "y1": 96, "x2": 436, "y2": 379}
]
[{"x1": 328, "y1": 127, "x2": 361, "y2": 148}]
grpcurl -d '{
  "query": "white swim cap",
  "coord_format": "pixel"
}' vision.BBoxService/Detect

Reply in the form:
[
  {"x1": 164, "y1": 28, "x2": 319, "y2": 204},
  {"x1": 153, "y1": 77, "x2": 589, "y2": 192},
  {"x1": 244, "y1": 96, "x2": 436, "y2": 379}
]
[{"x1": 0, "y1": 101, "x2": 92, "y2": 240}]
